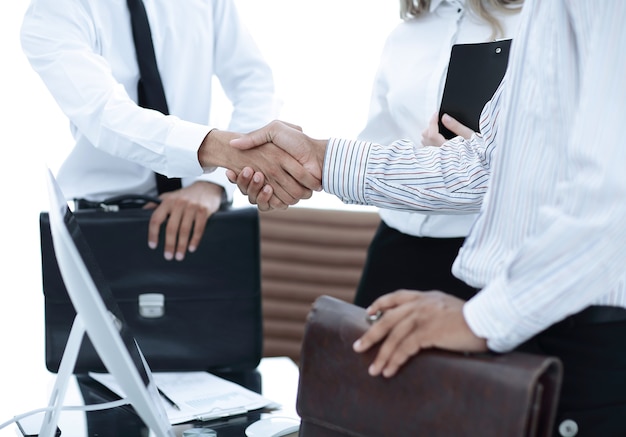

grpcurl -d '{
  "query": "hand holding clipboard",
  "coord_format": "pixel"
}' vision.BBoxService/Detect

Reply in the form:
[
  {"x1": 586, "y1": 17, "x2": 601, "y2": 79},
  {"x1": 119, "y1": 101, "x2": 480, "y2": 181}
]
[{"x1": 438, "y1": 39, "x2": 512, "y2": 139}]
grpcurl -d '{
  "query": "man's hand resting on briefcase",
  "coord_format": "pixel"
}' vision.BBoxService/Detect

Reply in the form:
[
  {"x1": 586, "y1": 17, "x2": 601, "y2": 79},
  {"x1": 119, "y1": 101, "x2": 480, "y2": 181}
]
[
  {"x1": 352, "y1": 290, "x2": 488, "y2": 378},
  {"x1": 145, "y1": 181, "x2": 223, "y2": 261}
]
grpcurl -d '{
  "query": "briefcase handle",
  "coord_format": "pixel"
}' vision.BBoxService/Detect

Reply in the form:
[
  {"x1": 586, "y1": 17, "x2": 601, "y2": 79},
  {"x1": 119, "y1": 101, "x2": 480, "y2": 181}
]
[
  {"x1": 74, "y1": 194, "x2": 162, "y2": 211},
  {"x1": 75, "y1": 192, "x2": 232, "y2": 212}
]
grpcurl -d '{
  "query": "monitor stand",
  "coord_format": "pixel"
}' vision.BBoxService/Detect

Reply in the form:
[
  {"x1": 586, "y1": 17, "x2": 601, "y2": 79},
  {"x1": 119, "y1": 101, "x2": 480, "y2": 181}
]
[{"x1": 40, "y1": 315, "x2": 86, "y2": 437}]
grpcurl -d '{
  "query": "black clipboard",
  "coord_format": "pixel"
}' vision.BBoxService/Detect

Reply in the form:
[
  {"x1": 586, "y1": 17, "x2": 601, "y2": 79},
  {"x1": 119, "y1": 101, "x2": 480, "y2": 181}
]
[{"x1": 438, "y1": 39, "x2": 512, "y2": 139}]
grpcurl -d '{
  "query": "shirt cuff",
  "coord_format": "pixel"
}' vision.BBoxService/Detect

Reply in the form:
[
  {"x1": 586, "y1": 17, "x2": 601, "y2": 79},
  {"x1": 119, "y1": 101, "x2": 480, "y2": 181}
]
[
  {"x1": 323, "y1": 138, "x2": 372, "y2": 205},
  {"x1": 165, "y1": 120, "x2": 215, "y2": 177},
  {"x1": 462, "y1": 279, "x2": 535, "y2": 353}
]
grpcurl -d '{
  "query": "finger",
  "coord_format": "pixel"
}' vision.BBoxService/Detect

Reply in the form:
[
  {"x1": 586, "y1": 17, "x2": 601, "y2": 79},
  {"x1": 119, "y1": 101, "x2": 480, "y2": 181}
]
[
  {"x1": 256, "y1": 184, "x2": 277, "y2": 211},
  {"x1": 261, "y1": 178, "x2": 298, "y2": 206},
  {"x1": 232, "y1": 167, "x2": 254, "y2": 196},
  {"x1": 421, "y1": 113, "x2": 446, "y2": 147},
  {"x1": 162, "y1": 203, "x2": 184, "y2": 261},
  {"x1": 147, "y1": 204, "x2": 168, "y2": 251},
  {"x1": 260, "y1": 161, "x2": 313, "y2": 205},
  {"x1": 441, "y1": 113, "x2": 474, "y2": 139},
  {"x1": 353, "y1": 302, "x2": 411, "y2": 354},
  {"x1": 241, "y1": 171, "x2": 265, "y2": 203},
  {"x1": 229, "y1": 167, "x2": 253, "y2": 195},
  {"x1": 225, "y1": 169, "x2": 237, "y2": 184},
  {"x1": 173, "y1": 207, "x2": 197, "y2": 261},
  {"x1": 380, "y1": 330, "x2": 422, "y2": 378},
  {"x1": 252, "y1": 184, "x2": 290, "y2": 212},
  {"x1": 353, "y1": 318, "x2": 392, "y2": 355},
  {"x1": 367, "y1": 290, "x2": 421, "y2": 315},
  {"x1": 187, "y1": 207, "x2": 209, "y2": 255},
  {"x1": 275, "y1": 156, "x2": 321, "y2": 194},
  {"x1": 368, "y1": 312, "x2": 417, "y2": 377},
  {"x1": 354, "y1": 291, "x2": 423, "y2": 354}
]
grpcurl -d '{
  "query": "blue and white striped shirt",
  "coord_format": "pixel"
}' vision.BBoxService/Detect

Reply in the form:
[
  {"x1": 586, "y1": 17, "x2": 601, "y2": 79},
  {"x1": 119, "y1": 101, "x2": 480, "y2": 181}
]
[{"x1": 323, "y1": 0, "x2": 626, "y2": 352}]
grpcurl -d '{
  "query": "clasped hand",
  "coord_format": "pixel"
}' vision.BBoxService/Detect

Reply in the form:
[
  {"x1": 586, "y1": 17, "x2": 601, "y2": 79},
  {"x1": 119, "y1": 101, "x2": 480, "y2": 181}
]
[
  {"x1": 224, "y1": 114, "x2": 475, "y2": 210},
  {"x1": 224, "y1": 120, "x2": 327, "y2": 211}
]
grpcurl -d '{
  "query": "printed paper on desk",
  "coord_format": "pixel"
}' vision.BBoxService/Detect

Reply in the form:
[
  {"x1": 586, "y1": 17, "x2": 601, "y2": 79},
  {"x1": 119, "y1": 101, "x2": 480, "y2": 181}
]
[{"x1": 90, "y1": 371, "x2": 280, "y2": 425}]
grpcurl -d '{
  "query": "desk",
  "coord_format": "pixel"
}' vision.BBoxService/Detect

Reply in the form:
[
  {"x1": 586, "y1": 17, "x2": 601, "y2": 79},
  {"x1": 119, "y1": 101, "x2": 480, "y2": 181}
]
[{"x1": 0, "y1": 357, "x2": 300, "y2": 437}]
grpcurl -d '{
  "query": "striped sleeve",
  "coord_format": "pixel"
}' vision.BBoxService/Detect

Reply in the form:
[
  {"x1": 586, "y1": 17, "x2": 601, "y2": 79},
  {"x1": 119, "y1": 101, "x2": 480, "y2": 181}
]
[
  {"x1": 323, "y1": 133, "x2": 495, "y2": 213},
  {"x1": 323, "y1": 85, "x2": 504, "y2": 212}
]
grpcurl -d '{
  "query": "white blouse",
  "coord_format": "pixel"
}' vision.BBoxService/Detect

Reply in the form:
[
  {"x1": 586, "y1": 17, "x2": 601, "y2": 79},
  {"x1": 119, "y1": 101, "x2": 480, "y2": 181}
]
[{"x1": 358, "y1": 0, "x2": 520, "y2": 237}]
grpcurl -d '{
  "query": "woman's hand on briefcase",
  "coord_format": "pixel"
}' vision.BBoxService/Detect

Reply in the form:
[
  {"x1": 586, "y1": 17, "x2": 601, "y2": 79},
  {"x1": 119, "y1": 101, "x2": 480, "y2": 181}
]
[
  {"x1": 146, "y1": 181, "x2": 223, "y2": 261},
  {"x1": 353, "y1": 290, "x2": 488, "y2": 378}
]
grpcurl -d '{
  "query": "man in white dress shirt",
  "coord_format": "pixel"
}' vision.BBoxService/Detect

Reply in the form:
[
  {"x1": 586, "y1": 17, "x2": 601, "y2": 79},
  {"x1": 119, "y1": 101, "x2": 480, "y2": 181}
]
[{"x1": 21, "y1": 0, "x2": 317, "y2": 261}]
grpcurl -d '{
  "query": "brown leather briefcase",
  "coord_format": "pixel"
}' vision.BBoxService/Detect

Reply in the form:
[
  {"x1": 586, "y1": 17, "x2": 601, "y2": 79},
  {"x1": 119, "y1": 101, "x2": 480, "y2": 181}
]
[{"x1": 296, "y1": 295, "x2": 563, "y2": 437}]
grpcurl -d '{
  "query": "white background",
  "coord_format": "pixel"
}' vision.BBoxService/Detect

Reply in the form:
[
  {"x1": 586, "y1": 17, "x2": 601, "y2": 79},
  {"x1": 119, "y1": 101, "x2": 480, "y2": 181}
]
[{"x1": 0, "y1": 0, "x2": 399, "y2": 431}]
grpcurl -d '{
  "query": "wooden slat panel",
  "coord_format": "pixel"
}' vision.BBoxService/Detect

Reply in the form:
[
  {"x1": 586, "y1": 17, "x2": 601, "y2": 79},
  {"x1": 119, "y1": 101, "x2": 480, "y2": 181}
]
[
  {"x1": 262, "y1": 280, "x2": 358, "y2": 303},
  {"x1": 262, "y1": 261, "x2": 365, "y2": 286},
  {"x1": 263, "y1": 339, "x2": 303, "y2": 362},
  {"x1": 261, "y1": 240, "x2": 368, "y2": 266},
  {"x1": 262, "y1": 299, "x2": 312, "y2": 320},
  {"x1": 259, "y1": 208, "x2": 379, "y2": 362},
  {"x1": 263, "y1": 319, "x2": 307, "y2": 340}
]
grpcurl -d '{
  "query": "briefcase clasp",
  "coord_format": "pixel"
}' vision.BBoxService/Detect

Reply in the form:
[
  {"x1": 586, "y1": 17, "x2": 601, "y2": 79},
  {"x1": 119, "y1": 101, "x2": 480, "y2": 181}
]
[{"x1": 139, "y1": 293, "x2": 165, "y2": 318}]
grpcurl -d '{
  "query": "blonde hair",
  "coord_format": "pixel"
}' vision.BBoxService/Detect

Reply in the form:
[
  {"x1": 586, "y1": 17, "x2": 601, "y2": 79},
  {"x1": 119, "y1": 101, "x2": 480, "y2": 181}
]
[{"x1": 399, "y1": 0, "x2": 523, "y2": 40}]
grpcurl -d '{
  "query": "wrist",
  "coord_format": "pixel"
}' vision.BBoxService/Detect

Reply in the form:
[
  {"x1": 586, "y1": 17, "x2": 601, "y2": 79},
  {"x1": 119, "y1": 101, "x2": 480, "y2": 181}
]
[
  {"x1": 198, "y1": 128, "x2": 239, "y2": 171},
  {"x1": 312, "y1": 138, "x2": 328, "y2": 176}
]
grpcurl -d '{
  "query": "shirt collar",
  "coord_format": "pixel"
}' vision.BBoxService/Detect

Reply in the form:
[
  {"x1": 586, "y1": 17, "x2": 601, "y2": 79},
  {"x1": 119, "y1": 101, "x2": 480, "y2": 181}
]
[{"x1": 429, "y1": 0, "x2": 465, "y2": 13}]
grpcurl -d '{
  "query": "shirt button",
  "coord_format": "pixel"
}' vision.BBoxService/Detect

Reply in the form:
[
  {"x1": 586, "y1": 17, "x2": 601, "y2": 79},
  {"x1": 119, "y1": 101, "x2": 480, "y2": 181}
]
[{"x1": 559, "y1": 419, "x2": 579, "y2": 437}]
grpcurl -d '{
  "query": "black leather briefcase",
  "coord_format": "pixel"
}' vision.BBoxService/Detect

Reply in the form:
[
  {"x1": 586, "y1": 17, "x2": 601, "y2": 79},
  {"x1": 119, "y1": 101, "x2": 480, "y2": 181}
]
[
  {"x1": 297, "y1": 295, "x2": 563, "y2": 437},
  {"x1": 40, "y1": 204, "x2": 262, "y2": 374}
]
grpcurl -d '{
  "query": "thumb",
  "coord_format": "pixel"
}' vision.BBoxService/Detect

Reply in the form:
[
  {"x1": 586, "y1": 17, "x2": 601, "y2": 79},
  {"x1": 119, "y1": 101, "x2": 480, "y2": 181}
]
[
  {"x1": 229, "y1": 129, "x2": 270, "y2": 150},
  {"x1": 441, "y1": 113, "x2": 474, "y2": 140},
  {"x1": 230, "y1": 120, "x2": 303, "y2": 150}
]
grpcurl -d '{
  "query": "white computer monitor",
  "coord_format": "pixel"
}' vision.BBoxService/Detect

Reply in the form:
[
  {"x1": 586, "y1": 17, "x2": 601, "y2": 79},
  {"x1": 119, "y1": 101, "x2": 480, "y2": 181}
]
[{"x1": 41, "y1": 167, "x2": 174, "y2": 437}]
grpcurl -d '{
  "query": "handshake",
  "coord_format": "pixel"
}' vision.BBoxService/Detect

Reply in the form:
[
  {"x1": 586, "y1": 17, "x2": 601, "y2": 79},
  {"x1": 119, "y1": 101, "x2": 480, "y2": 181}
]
[
  {"x1": 199, "y1": 114, "x2": 468, "y2": 211},
  {"x1": 199, "y1": 120, "x2": 328, "y2": 211}
]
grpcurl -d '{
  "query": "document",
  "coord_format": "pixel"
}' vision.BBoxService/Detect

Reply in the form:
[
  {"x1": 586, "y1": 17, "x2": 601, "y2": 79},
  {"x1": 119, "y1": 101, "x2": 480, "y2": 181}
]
[{"x1": 89, "y1": 371, "x2": 279, "y2": 425}]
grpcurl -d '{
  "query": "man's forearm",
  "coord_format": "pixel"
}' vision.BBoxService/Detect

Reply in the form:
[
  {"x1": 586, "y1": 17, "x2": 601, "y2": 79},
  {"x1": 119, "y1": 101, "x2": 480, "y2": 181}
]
[{"x1": 197, "y1": 129, "x2": 241, "y2": 171}]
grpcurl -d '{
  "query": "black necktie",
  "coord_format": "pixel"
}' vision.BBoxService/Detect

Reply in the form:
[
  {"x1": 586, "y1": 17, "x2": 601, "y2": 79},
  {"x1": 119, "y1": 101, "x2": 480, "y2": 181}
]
[{"x1": 127, "y1": 0, "x2": 181, "y2": 194}]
